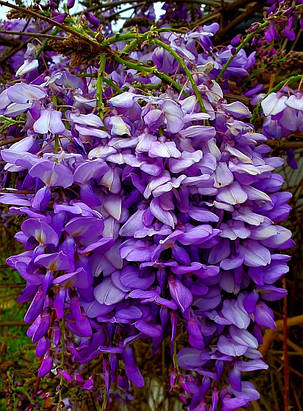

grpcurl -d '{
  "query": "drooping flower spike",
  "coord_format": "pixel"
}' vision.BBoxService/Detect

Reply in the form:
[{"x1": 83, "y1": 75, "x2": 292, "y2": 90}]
[{"x1": 0, "y1": 1, "x2": 296, "y2": 408}]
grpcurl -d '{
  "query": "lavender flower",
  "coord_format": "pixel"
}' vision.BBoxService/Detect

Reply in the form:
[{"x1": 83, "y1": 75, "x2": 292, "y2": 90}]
[{"x1": 0, "y1": 7, "x2": 294, "y2": 409}]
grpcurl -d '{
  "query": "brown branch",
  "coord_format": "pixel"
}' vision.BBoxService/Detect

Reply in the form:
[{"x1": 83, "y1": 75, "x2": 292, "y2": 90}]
[
  {"x1": 0, "y1": 137, "x2": 25, "y2": 147},
  {"x1": 0, "y1": 361, "x2": 14, "y2": 371},
  {"x1": 33, "y1": 374, "x2": 41, "y2": 398},
  {"x1": 276, "y1": 357, "x2": 303, "y2": 379},
  {"x1": 194, "y1": 11, "x2": 221, "y2": 26},
  {"x1": 265, "y1": 140, "x2": 303, "y2": 149},
  {"x1": 224, "y1": 93, "x2": 250, "y2": 105},
  {"x1": 260, "y1": 314, "x2": 303, "y2": 357},
  {"x1": 0, "y1": 321, "x2": 27, "y2": 326},
  {"x1": 110, "y1": 3, "x2": 145, "y2": 21},
  {"x1": 279, "y1": 314, "x2": 303, "y2": 328},
  {"x1": 215, "y1": 2, "x2": 263, "y2": 42},
  {"x1": 0, "y1": 30, "x2": 65, "y2": 40},
  {"x1": 282, "y1": 277, "x2": 289, "y2": 411},
  {"x1": 0, "y1": 1, "x2": 102, "y2": 48},
  {"x1": 0, "y1": 26, "x2": 54, "y2": 64},
  {"x1": 92, "y1": 0, "x2": 220, "y2": 9},
  {"x1": 277, "y1": 335, "x2": 303, "y2": 353},
  {"x1": 0, "y1": 189, "x2": 34, "y2": 194},
  {"x1": 194, "y1": 0, "x2": 261, "y2": 28},
  {"x1": 0, "y1": 284, "x2": 25, "y2": 288},
  {"x1": 224, "y1": 0, "x2": 259, "y2": 13},
  {"x1": 293, "y1": 386, "x2": 303, "y2": 411},
  {"x1": 0, "y1": 33, "x2": 21, "y2": 47}
]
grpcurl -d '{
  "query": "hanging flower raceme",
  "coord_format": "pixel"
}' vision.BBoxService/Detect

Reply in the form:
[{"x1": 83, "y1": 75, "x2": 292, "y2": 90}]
[
  {"x1": 0, "y1": 7, "x2": 294, "y2": 410},
  {"x1": 258, "y1": 86, "x2": 303, "y2": 168}
]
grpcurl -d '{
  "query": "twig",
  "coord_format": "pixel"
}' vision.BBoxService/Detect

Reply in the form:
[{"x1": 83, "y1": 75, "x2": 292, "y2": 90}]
[
  {"x1": 194, "y1": 11, "x2": 221, "y2": 27},
  {"x1": 114, "y1": 54, "x2": 187, "y2": 96},
  {"x1": 0, "y1": 30, "x2": 65, "y2": 40},
  {"x1": 276, "y1": 357, "x2": 303, "y2": 379},
  {"x1": 216, "y1": 20, "x2": 269, "y2": 82},
  {"x1": 104, "y1": 77, "x2": 122, "y2": 93},
  {"x1": 0, "y1": 189, "x2": 34, "y2": 194},
  {"x1": 108, "y1": 2, "x2": 144, "y2": 21},
  {"x1": 0, "y1": 33, "x2": 21, "y2": 47},
  {"x1": 0, "y1": 137, "x2": 25, "y2": 147},
  {"x1": 152, "y1": 38, "x2": 206, "y2": 112},
  {"x1": 224, "y1": 0, "x2": 254, "y2": 13},
  {"x1": 269, "y1": 371, "x2": 280, "y2": 411},
  {"x1": 292, "y1": 385, "x2": 303, "y2": 411},
  {"x1": 260, "y1": 314, "x2": 303, "y2": 357},
  {"x1": 277, "y1": 334, "x2": 303, "y2": 354},
  {"x1": 216, "y1": 3, "x2": 303, "y2": 82},
  {"x1": 0, "y1": 284, "x2": 25, "y2": 288},
  {"x1": 0, "y1": 321, "x2": 27, "y2": 326},
  {"x1": 89, "y1": 0, "x2": 220, "y2": 11},
  {"x1": 76, "y1": 73, "x2": 122, "y2": 92},
  {"x1": 0, "y1": 1, "x2": 102, "y2": 49},
  {"x1": 265, "y1": 140, "x2": 303, "y2": 149},
  {"x1": 215, "y1": 2, "x2": 263, "y2": 43},
  {"x1": 271, "y1": 350, "x2": 303, "y2": 355},
  {"x1": 0, "y1": 26, "x2": 54, "y2": 64},
  {"x1": 96, "y1": 53, "x2": 106, "y2": 118},
  {"x1": 282, "y1": 277, "x2": 289, "y2": 411},
  {"x1": 291, "y1": 28, "x2": 302, "y2": 51}
]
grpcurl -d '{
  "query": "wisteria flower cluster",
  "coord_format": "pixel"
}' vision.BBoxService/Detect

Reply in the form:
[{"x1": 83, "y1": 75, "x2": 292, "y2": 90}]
[
  {"x1": 265, "y1": 0, "x2": 303, "y2": 41},
  {"x1": 244, "y1": 0, "x2": 303, "y2": 90},
  {"x1": 262, "y1": 88, "x2": 303, "y2": 134},
  {"x1": 261, "y1": 87, "x2": 303, "y2": 167},
  {"x1": 0, "y1": 0, "x2": 296, "y2": 409}
]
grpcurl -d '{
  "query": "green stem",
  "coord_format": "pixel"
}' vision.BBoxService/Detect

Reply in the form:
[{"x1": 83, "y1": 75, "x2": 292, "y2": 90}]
[
  {"x1": 54, "y1": 135, "x2": 59, "y2": 154},
  {"x1": 103, "y1": 77, "x2": 122, "y2": 93},
  {"x1": 216, "y1": 4, "x2": 303, "y2": 82},
  {"x1": 76, "y1": 72, "x2": 97, "y2": 78},
  {"x1": 100, "y1": 29, "x2": 208, "y2": 99},
  {"x1": 133, "y1": 82, "x2": 161, "y2": 90},
  {"x1": 96, "y1": 53, "x2": 106, "y2": 119},
  {"x1": 35, "y1": 28, "x2": 60, "y2": 59},
  {"x1": 243, "y1": 57, "x2": 287, "y2": 87},
  {"x1": 153, "y1": 69, "x2": 188, "y2": 96},
  {"x1": 121, "y1": 38, "x2": 141, "y2": 54},
  {"x1": 152, "y1": 38, "x2": 206, "y2": 112},
  {"x1": 114, "y1": 54, "x2": 151, "y2": 72},
  {"x1": 102, "y1": 31, "x2": 138, "y2": 47},
  {"x1": 216, "y1": 22, "x2": 268, "y2": 82},
  {"x1": 52, "y1": 95, "x2": 58, "y2": 107},
  {"x1": 250, "y1": 74, "x2": 303, "y2": 124},
  {"x1": 173, "y1": 341, "x2": 180, "y2": 374},
  {"x1": 114, "y1": 55, "x2": 187, "y2": 96},
  {"x1": 0, "y1": 115, "x2": 24, "y2": 133},
  {"x1": 157, "y1": 28, "x2": 187, "y2": 34},
  {"x1": 7, "y1": 372, "x2": 36, "y2": 405},
  {"x1": 242, "y1": 65, "x2": 266, "y2": 87},
  {"x1": 101, "y1": 390, "x2": 108, "y2": 411},
  {"x1": 77, "y1": 73, "x2": 122, "y2": 92},
  {"x1": 102, "y1": 27, "x2": 186, "y2": 48}
]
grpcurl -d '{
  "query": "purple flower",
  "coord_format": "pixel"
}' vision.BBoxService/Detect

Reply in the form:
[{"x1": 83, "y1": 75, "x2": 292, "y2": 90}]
[
  {"x1": 38, "y1": 352, "x2": 53, "y2": 377},
  {"x1": 0, "y1": 11, "x2": 293, "y2": 409},
  {"x1": 168, "y1": 276, "x2": 192, "y2": 312},
  {"x1": 33, "y1": 108, "x2": 65, "y2": 134},
  {"x1": 6, "y1": 83, "x2": 46, "y2": 103},
  {"x1": 122, "y1": 346, "x2": 145, "y2": 388},
  {"x1": 29, "y1": 160, "x2": 73, "y2": 188}
]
